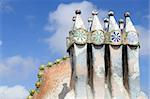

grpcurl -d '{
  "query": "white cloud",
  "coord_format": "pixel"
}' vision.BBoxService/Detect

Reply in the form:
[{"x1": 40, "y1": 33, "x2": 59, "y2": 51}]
[
  {"x1": 44, "y1": 1, "x2": 107, "y2": 55},
  {"x1": 135, "y1": 25, "x2": 150, "y2": 56},
  {"x1": 0, "y1": 55, "x2": 38, "y2": 80},
  {"x1": 0, "y1": 85, "x2": 28, "y2": 99}
]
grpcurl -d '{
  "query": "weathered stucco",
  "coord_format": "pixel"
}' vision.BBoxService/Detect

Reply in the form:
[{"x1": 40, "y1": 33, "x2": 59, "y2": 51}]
[
  {"x1": 74, "y1": 44, "x2": 90, "y2": 99},
  {"x1": 109, "y1": 45, "x2": 130, "y2": 99},
  {"x1": 92, "y1": 45, "x2": 105, "y2": 99},
  {"x1": 127, "y1": 46, "x2": 141, "y2": 98}
]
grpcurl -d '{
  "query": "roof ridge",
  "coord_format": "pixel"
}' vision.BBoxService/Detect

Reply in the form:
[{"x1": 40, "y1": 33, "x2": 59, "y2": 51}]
[{"x1": 27, "y1": 56, "x2": 69, "y2": 99}]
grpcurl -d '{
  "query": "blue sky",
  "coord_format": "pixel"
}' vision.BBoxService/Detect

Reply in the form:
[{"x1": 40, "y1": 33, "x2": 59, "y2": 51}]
[{"x1": 0, "y1": 0, "x2": 149, "y2": 98}]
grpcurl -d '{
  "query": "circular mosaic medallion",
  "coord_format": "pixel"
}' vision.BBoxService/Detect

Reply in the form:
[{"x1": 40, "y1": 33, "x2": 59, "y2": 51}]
[
  {"x1": 127, "y1": 32, "x2": 138, "y2": 45},
  {"x1": 73, "y1": 29, "x2": 87, "y2": 44},
  {"x1": 91, "y1": 30, "x2": 104, "y2": 45},
  {"x1": 111, "y1": 31, "x2": 121, "y2": 44}
]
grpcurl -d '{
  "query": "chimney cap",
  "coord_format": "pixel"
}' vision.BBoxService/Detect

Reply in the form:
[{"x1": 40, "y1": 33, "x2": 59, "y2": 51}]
[
  {"x1": 124, "y1": 12, "x2": 130, "y2": 17},
  {"x1": 119, "y1": 19, "x2": 124, "y2": 23},
  {"x1": 104, "y1": 18, "x2": 109, "y2": 22},
  {"x1": 108, "y1": 10, "x2": 114, "y2": 16},
  {"x1": 88, "y1": 17, "x2": 93, "y2": 22},
  {"x1": 75, "y1": 9, "x2": 81, "y2": 14},
  {"x1": 92, "y1": 10, "x2": 98, "y2": 15}
]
